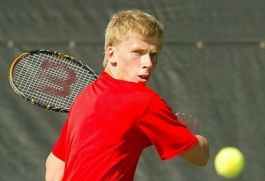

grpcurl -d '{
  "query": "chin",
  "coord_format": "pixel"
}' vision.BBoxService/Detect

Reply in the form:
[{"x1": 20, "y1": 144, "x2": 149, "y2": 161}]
[{"x1": 138, "y1": 81, "x2": 147, "y2": 85}]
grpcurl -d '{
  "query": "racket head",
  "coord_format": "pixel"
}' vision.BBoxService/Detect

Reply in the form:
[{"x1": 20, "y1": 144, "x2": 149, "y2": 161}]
[{"x1": 9, "y1": 49, "x2": 98, "y2": 113}]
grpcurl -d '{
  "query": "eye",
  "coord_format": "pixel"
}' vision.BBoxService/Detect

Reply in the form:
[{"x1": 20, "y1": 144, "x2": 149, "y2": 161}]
[
  {"x1": 150, "y1": 53, "x2": 159, "y2": 62},
  {"x1": 133, "y1": 50, "x2": 142, "y2": 55}
]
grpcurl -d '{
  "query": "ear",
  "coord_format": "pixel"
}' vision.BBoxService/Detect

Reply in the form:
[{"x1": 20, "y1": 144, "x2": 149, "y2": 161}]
[{"x1": 105, "y1": 46, "x2": 117, "y2": 65}]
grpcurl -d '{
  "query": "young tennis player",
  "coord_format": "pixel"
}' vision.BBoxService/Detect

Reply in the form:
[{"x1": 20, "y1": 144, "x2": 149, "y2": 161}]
[{"x1": 45, "y1": 9, "x2": 209, "y2": 181}]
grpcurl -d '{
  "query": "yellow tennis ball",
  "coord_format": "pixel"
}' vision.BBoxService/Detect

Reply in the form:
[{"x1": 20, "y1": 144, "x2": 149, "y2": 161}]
[{"x1": 214, "y1": 147, "x2": 245, "y2": 178}]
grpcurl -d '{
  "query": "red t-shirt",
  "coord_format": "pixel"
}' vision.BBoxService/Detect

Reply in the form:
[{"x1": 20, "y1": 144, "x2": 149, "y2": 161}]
[{"x1": 52, "y1": 72, "x2": 197, "y2": 181}]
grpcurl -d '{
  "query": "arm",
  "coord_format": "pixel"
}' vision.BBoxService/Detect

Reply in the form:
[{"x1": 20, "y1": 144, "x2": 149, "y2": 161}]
[
  {"x1": 180, "y1": 135, "x2": 209, "y2": 167},
  {"x1": 176, "y1": 112, "x2": 210, "y2": 167},
  {"x1": 45, "y1": 152, "x2": 65, "y2": 181}
]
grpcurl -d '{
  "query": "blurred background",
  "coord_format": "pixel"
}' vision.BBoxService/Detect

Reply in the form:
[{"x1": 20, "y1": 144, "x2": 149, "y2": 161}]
[{"x1": 1, "y1": 0, "x2": 264, "y2": 180}]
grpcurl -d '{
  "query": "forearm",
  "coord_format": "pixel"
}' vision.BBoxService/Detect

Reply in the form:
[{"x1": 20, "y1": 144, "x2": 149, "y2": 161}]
[
  {"x1": 45, "y1": 152, "x2": 65, "y2": 181},
  {"x1": 176, "y1": 112, "x2": 210, "y2": 166},
  {"x1": 194, "y1": 135, "x2": 210, "y2": 166},
  {"x1": 181, "y1": 135, "x2": 210, "y2": 167}
]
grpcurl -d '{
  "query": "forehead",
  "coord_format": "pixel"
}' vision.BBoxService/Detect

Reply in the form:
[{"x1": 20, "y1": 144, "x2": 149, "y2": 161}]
[{"x1": 120, "y1": 35, "x2": 162, "y2": 50}]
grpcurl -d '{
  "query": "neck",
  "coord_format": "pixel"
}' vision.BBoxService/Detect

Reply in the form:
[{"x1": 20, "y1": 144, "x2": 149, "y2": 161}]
[{"x1": 104, "y1": 66, "x2": 118, "y2": 79}]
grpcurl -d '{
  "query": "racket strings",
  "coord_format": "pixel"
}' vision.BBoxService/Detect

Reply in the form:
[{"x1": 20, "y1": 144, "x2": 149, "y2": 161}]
[
  {"x1": 13, "y1": 56, "x2": 39, "y2": 97},
  {"x1": 12, "y1": 53, "x2": 97, "y2": 110}
]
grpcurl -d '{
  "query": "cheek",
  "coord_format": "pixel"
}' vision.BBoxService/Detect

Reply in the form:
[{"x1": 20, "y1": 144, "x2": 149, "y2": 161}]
[
  {"x1": 120, "y1": 55, "x2": 137, "y2": 67},
  {"x1": 152, "y1": 62, "x2": 158, "y2": 68}
]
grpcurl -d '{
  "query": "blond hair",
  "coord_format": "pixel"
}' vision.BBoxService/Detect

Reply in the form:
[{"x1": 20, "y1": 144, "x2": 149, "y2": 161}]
[{"x1": 103, "y1": 10, "x2": 164, "y2": 67}]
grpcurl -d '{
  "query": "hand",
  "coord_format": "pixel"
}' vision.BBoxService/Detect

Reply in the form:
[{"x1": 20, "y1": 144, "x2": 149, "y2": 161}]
[{"x1": 176, "y1": 112, "x2": 200, "y2": 134}]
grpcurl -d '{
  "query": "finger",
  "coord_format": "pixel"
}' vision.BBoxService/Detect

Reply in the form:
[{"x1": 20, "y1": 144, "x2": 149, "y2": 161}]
[
  {"x1": 175, "y1": 112, "x2": 184, "y2": 122},
  {"x1": 182, "y1": 113, "x2": 193, "y2": 121}
]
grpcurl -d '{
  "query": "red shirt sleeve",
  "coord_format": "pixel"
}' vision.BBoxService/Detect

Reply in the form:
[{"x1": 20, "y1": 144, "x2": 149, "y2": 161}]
[
  {"x1": 52, "y1": 119, "x2": 68, "y2": 161},
  {"x1": 138, "y1": 95, "x2": 198, "y2": 160}
]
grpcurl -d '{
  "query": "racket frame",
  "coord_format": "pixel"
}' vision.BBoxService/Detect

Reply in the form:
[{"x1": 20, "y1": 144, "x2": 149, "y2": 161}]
[{"x1": 9, "y1": 49, "x2": 98, "y2": 113}]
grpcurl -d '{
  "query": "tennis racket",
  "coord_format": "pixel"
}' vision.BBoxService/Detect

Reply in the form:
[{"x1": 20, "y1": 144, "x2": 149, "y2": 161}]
[{"x1": 9, "y1": 49, "x2": 98, "y2": 113}]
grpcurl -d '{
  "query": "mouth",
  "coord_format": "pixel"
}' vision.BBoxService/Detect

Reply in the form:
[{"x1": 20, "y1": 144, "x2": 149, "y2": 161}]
[{"x1": 138, "y1": 75, "x2": 149, "y2": 82}]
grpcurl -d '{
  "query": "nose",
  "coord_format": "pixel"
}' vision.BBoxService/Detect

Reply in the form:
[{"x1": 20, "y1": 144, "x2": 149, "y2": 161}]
[{"x1": 142, "y1": 54, "x2": 153, "y2": 69}]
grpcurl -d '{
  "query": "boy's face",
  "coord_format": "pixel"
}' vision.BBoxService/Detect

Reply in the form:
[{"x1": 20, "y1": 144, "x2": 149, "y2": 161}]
[{"x1": 106, "y1": 35, "x2": 162, "y2": 85}]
